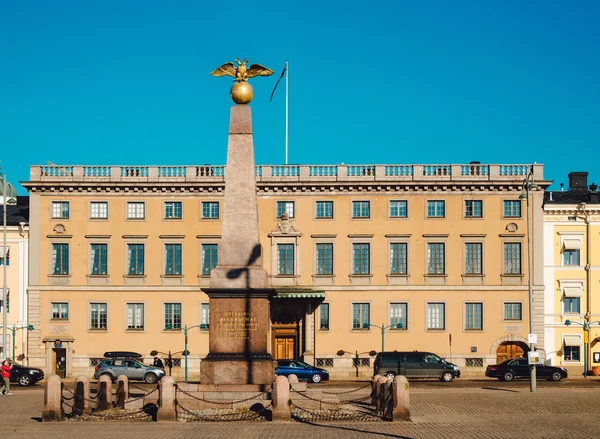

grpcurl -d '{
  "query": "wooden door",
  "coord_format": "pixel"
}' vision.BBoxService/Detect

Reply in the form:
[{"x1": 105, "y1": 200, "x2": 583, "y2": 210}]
[
  {"x1": 275, "y1": 337, "x2": 295, "y2": 360},
  {"x1": 496, "y1": 343, "x2": 525, "y2": 363}
]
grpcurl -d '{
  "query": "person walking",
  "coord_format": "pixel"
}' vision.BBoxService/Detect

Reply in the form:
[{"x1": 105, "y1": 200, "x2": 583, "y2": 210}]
[{"x1": 0, "y1": 359, "x2": 13, "y2": 395}]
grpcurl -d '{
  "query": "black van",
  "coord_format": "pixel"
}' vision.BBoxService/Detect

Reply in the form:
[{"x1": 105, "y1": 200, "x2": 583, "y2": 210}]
[{"x1": 373, "y1": 351, "x2": 461, "y2": 382}]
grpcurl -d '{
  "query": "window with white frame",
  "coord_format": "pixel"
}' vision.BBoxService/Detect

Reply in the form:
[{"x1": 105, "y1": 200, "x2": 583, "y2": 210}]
[
  {"x1": 90, "y1": 243, "x2": 108, "y2": 275},
  {"x1": 165, "y1": 201, "x2": 182, "y2": 219},
  {"x1": 503, "y1": 302, "x2": 522, "y2": 321},
  {"x1": 352, "y1": 303, "x2": 370, "y2": 329},
  {"x1": 390, "y1": 302, "x2": 407, "y2": 330},
  {"x1": 464, "y1": 200, "x2": 483, "y2": 218},
  {"x1": 427, "y1": 302, "x2": 445, "y2": 330},
  {"x1": 426, "y1": 200, "x2": 445, "y2": 218},
  {"x1": 562, "y1": 239, "x2": 581, "y2": 266},
  {"x1": 90, "y1": 202, "x2": 108, "y2": 219},
  {"x1": 427, "y1": 243, "x2": 445, "y2": 274},
  {"x1": 315, "y1": 201, "x2": 333, "y2": 218},
  {"x1": 464, "y1": 302, "x2": 483, "y2": 330},
  {"x1": 164, "y1": 303, "x2": 182, "y2": 330},
  {"x1": 52, "y1": 243, "x2": 69, "y2": 275},
  {"x1": 563, "y1": 296, "x2": 580, "y2": 314},
  {"x1": 164, "y1": 244, "x2": 182, "y2": 275},
  {"x1": 201, "y1": 244, "x2": 218, "y2": 275},
  {"x1": 51, "y1": 302, "x2": 69, "y2": 320},
  {"x1": 276, "y1": 201, "x2": 295, "y2": 218},
  {"x1": 52, "y1": 201, "x2": 70, "y2": 219},
  {"x1": 127, "y1": 202, "x2": 145, "y2": 219},
  {"x1": 0, "y1": 290, "x2": 9, "y2": 313},
  {"x1": 389, "y1": 200, "x2": 408, "y2": 218},
  {"x1": 320, "y1": 303, "x2": 330, "y2": 330},
  {"x1": 563, "y1": 335, "x2": 581, "y2": 361},
  {"x1": 464, "y1": 243, "x2": 482, "y2": 275},
  {"x1": 277, "y1": 243, "x2": 295, "y2": 275},
  {"x1": 352, "y1": 201, "x2": 370, "y2": 218},
  {"x1": 202, "y1": 201, "x2": 219, "y2": 219},
  {"x1": 0, "y1": 246, "x2": 9, "y2": 267},
  {"x1": 503, "y1": 242, "x2": 521, "y2": 274},
  {"x1": 352, "y1": 243, "x2": 370, "y2": 275},
  {"x1": 315, "y1": 243, "x2": 333, "y2": 275},
  {"x1": 90, "y1": 303, "x2": 107, "y2": 330},
  {"x1": 503, "y1": 200, "x2": 521, "y2": 218},
  {"x1": 200, "y1": 303, "x2": 210, "y2": 330},
  {"x1": 127, "y1": 244, "x2": 145, "y2": 275},
  {"x1": 390, "y1": 243, "x2": 407, "y2": 274},
  {"x1": 127, "y1": 303, "x2": 144, "y2": 330}
]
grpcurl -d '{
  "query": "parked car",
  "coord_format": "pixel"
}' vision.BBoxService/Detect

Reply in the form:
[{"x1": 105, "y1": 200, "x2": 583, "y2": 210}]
[
  {"x1": 93, "y1": 351, "x2": 166, "y2": 384},
  {"x1": 8, "y1": 362, "x2": 45, "y2": 386},
  {"x1": 485, "y1": 358, "x2": 568, "y2": 381},
  {"x1": 373, "y1": 351, "x2": 461, "y2": 382},
  {"x1": 275, "y1": 360, "x2": 329, "y2": 383}
]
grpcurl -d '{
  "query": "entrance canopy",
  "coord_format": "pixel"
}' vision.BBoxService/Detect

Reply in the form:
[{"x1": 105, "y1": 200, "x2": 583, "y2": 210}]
[{"x1": 272, "y1": 288, "x2": 326, "y2": 299}]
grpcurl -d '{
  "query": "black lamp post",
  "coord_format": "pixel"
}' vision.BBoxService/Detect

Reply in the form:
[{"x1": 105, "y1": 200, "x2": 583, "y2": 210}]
[
  {"x1": 362, "y1": 322, "x2": 403, "y2": 352},
  {"x1": 336, "y1": 349, "x2": 377, "y2": 377}
]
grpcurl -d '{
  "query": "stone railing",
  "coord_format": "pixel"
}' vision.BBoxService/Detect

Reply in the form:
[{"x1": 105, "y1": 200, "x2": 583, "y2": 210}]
[{"x1": 29, "y1": 164, "x2": 544, "y2": 183}]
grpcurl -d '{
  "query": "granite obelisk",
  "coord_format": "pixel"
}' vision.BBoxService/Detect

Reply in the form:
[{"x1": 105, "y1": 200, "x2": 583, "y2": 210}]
[{"x1": 201, "y1": 60, "x2": 275, "y2": 385}]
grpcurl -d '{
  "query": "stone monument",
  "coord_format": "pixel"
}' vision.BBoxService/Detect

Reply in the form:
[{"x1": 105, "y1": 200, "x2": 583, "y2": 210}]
[{"x1": 200, "y1": 59, "x2": 275, "y2": 384}]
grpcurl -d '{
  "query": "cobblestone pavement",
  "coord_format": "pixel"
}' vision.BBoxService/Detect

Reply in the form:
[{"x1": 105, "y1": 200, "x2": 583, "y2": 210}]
[{"x1": 1, "y1": 384, "x2": 599, "y2": 438}]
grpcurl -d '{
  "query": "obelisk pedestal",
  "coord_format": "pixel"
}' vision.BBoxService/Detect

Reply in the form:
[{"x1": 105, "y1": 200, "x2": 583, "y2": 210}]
[{"x1": 201, "y1": 105, "x2": 275, "y2": 385}]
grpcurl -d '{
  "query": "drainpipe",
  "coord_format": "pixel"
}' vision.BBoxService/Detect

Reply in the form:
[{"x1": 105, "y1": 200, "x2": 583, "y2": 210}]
[{"x1": 580, "y1": 204, "x2": 591, "y2": 371}]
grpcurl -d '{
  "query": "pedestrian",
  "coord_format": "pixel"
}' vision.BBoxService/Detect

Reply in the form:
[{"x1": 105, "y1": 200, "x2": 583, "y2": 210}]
[
  {"x1": 153, "y1": 356, "x2": 164, "y2": 369},
  {"x1": 0, "y1": 359, "x2": 13, "y2": 395}
]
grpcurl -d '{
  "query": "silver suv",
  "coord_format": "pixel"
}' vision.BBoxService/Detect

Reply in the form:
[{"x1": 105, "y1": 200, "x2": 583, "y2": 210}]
[{"x1": 93, "y1": 352, "x2": 165, "y2": 384}]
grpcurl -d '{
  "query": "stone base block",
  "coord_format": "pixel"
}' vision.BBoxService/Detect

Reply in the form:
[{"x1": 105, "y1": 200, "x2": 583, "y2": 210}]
[
  {"x1": 42, "y1": 408, "x2": 64, "y2": 422},
  {"x1": 201, "y1": 358, "x2": 274, "y2": 385}
]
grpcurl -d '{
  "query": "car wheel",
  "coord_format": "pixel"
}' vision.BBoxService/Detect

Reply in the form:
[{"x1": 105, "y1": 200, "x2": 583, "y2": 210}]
[
  {"x1": 385, "y1": 372, "x2": 396, "y2": 380},
  {"x1": 550, "y1": 371, "x2": 562, "y2": 382},
  {"x1": 503, "y1": 372, "x2": 514, "y2": 382},
  {"x1": 144, "y1": 373, "x2": 158, "y2": 384},
  {"x1": 18, "y1": 375, "x2": 32, "y2": 386},
  {"x1": 311, "y1": 373, "x2": 322, "y2": 384},
  {"x1": 440, "y1": 371, "x2": 454, "y2": 382}
]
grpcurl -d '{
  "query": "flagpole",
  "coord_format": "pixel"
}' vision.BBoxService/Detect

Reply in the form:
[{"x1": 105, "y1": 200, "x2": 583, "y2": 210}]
[{"x1": 285, "y1": 60, "x2": 289, "y2": 165}]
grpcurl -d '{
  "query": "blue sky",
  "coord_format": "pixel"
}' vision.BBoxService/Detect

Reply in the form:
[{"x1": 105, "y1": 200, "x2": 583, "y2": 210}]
[{"x1": 2, "y1": 1, "x2": 599, "y2": 193}]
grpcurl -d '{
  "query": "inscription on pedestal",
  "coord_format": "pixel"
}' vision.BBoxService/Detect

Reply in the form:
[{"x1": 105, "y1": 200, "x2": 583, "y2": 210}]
[{"x1": 217, "y1": 311, "x2": 258, "y2": 340}]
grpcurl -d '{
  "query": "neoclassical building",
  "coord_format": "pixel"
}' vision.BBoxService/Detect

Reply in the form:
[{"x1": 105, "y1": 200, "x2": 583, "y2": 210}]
[
  {"x1": 543, "y1": 172, "x2": 600, "y2": 377},
  {"x1": 23, "y1": 163, "x2": 548, "y2": 379}
]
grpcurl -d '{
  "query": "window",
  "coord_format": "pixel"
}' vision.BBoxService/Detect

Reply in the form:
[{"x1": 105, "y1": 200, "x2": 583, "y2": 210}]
[
  {"x1": 464, "y1": 243, "x2": 482, "y2": 275},
  {"x1": 503, "y1": 302, "x2": 522, "y2": 321},
  {"x1": 389, "y1": 200, "x2": 408, "y2": 218},
  {"x1": 165, "y1": 244, "x2": 182, "y2": 275},
  {"x1": 52, "y1": 243, "x2": 69, "y2": 275},
  {"x1": 503, "y1": 243, "x2": 522, "y2": 274},
  {"x1": 352, "y1": 303, "x2": 370, "y2": 329},
  {"x1": 0, "y1": 291, "x2": 9, "y2": 313},
  {"x1": 427, "y1": 303, "x2": 445, "y2": 330},
  {"x1": 465, "y1": 303, "x2": 483, "y2": 330},
  {"x1": 52, "y1": 202, "x2": 69, "y2": 219},
  {"x1": 352, "y1": 201, "x2": 370, "y2": 218},
  {"x1": 202, "y1": 201, "x2": 219, "y2": 219},
  {"x1": 465, "y1": 200, "x2": 482, "y2": 218},
  {"x1": 277, "y1": 243, "x2": 295, "y2": 275},
  {"x1": 51, "y1": 302, "x2": 69, "y2": 320},
  {"x1": 200, "y1": 303, "x2": 210, "y2": 329},
  {"x1": 390, "y1": 303, "x2": 407, "y2": 330},
  {"x1": 276, "y1": 201, "x2": 295, "y2": 218},
  {"x1": 127, "y1": 303, "x2": 144, "y2": 330},
  {"x1": 427, "y1": 200, "x2": 445, "y2": 218},
  {"x1": 427, "y1": 243, "x2": 445, "y2": 275},
  {"x1": 390, "y1": 243, "x2": 407, "y2": 274},
  {"x1": 90, "y1": 202, "x2": 108, "y2": 219},
  {"x1": 127, "y1": 244, "x2": 145, "y2": 275},
  {"x1": 90, "y1": 244, "x2": 108, "y2": 275},
  {"x1": 201, "y1": 244, "x2": 218, "y2": 275},
  {"x1": 352, "y1": 243, "x2": 370, "y2": 275},
  {"x1": 165, "y1": 201, "x2": 182, "y2": 219},
  {"x1": 90, "y1": 303, "x2": 107, "y2": 330},
  {"x1": 315, "y1": 201, "x2": 333, "y2": 218},
  {"x1": 563, "y1": 297, "x2": 580, "y2": 314},
  {"x1": 0, "y1": 246, "x2": 9, "y2": 267},
  {"x1": 563, "y1": 249, "x2": 580, "y2": 266},
  {"x1": 503, "y1": 200, "x2": 521, "y2": 218},
  {"x1": 127, "y1": 202, "x2": 145, "y2": 219},
  {"x1": 164, "y1": 303, "x2": 182, "y2": 330},
  {"x1": 315, "y1": 243, "x2": 333, "y2": 275},
  {"x1": 320, "y1": 303, "x2": 330, "y2": 330},
  {"x1": 563, "y1": 346, "x2": 580, "y2": 361}
]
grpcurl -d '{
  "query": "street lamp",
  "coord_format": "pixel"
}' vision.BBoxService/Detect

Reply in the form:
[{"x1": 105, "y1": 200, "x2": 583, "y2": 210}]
[
  {"x1": 1, "y1": 172, "x2": 18, "y2": 359},
  {"x1": 150, "y1": 349, "x2": 184, "y2": 377},
  {"x1": 565, "y1": 318, "x2": 600, "y2": 378},
  {"x1": 0, "y1": 324, "x2": 34, "y2": 361},
  {"x1": 183, "y1": 323, "x2": 207, "y2": 382},
  {"x1": 519, "y1": 164, "x2": 539, "y2": 393},
  {"x1": 362, "y1": 322, "x2": 403, "y2": 352},
  {"x1": 336, "y1": 349, "x2": 377, "y2": 377}
]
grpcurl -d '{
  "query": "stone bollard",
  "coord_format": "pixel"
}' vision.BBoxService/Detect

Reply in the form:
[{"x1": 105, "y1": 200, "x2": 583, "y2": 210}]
[
  {"x1": 157, "y1": 376, "x2": 177, "y2": 422},
  {"x1": 115, "y1": 375, "x2": 129, "y2": 409},
  {"x1": 96, "y1": 375, "x2": 113, "y2": 411},
  {"x1": 371, "y1": 374, "x2": 382, "y2": 405},
  {"x1": 272, "y1": 375, "x2": 291, "y2": 421},
  {"x1": 73, "y1": 375, "x2": 92, "y2": 416},
  {"x1": 287, "y1": 374, "x2": 299, "y2": 384},
  {"x1": 392, "y1": 375, "x2": 410, "y2": 421},
  {"x1": 42, "y1": 374, "x2": 64, "y2": 422},
  {"x1": 376, "y1": 376, "x2": 389, "y2": 411}
]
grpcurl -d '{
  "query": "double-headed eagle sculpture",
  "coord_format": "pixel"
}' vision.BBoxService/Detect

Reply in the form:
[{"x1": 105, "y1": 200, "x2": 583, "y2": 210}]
[{"x1": 211, "y1": 59, "x2": 274, "y2": 104}]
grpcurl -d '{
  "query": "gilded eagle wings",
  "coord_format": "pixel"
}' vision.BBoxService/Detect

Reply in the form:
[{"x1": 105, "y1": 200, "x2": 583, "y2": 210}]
[
  {"x1": 246, "y1": 64, "x2": 275, "y2": 78},
  {"x1": 210, "y1": 62, "x2": 237, "y2": 78}
]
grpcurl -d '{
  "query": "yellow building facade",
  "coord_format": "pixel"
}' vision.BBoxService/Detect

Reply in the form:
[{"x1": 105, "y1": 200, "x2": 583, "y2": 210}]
[
  {"x1": 24, "y1": 163, "x2": 548, "y2": 379},
  {"x1": 543, "y1": 172, "x2": 600, "y2": 377}
]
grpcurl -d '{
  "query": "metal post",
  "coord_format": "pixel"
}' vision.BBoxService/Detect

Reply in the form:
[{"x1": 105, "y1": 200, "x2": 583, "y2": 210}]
[
  {"x1": 525, "y1": 172, "x2": 537, "y2": 393},
  {"x1": 12, "y1": 327, "x2": 16, "y2": 362},
  {"x1": 3, "y1": 172, "x2": 8, "y2": 360},
  {"x1": 184, "y1": 325, "x2": 188, "y2": 382},
  {"x1": 381, "y1": 324, "x2": 385, "y2": 352},
  {"x1": 583, "y1": 323, "x2": 588, "y2": 378}
]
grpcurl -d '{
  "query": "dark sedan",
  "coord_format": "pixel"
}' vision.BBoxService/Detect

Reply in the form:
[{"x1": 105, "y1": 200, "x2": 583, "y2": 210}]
[
  {"x1": 8, "y1": 362, "x2": 45, "y2": 386},
  {"x1": 485, "y1": 358, "x2": 568, "y2": 382},
  {"x1": 275, "y1": 360, "x2": 329, "y2": 383}
]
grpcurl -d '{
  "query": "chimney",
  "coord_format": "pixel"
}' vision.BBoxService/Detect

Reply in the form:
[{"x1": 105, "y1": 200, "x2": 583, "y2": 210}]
[
  {"x1": 590, "y1": 182, "x2": 599, "y2": 203},
  {"x1": 568, "y1": 172, "x2": 588, "y2": 192}
]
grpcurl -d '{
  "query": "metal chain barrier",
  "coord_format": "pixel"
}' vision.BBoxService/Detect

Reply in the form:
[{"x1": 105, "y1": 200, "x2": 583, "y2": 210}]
[
  {"x1": 125, "y1": 385, "x2": 158, "y2": 404},
  {"x1": 174, "y1": 384, "x2": 266, "y2": 405},
  {"x1": 322, "y1": 383, "x2": 372, "y2": 395},
  {"x1": 290, "y1": 388, "x2": 341, "y2": 406},
  {"x1": 65, "y1": 407, "x2": 153, "y2": 422},
  {"x1": 290, "y1": 402, "x2": 381, "y2": 422},
  {"x1": 176, "y1": 401, "x2": 269, "y2": 422}
]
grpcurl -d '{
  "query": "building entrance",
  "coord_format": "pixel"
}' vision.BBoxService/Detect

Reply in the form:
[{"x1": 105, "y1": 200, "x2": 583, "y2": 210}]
[{"x1": 496, "y1": 342, "x2": 527, "y2": 363}]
